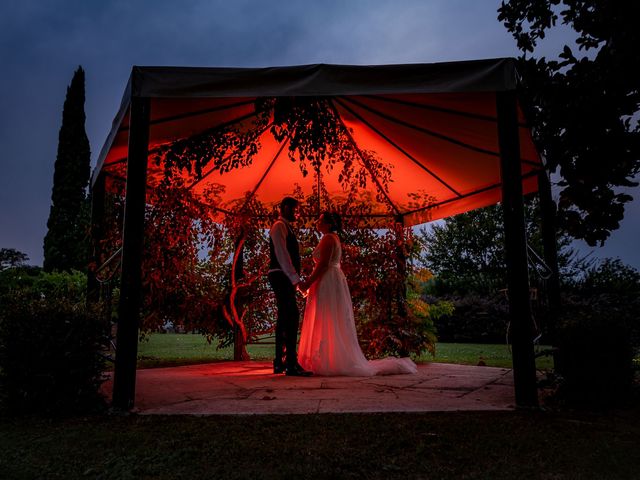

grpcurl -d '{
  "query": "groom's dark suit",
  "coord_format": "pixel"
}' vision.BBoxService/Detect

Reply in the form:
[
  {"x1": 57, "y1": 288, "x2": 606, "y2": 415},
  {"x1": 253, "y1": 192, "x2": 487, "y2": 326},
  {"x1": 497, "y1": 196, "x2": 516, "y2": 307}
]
[{"x1": 268, "y1": 217, "x2": 302, "y2": 372}]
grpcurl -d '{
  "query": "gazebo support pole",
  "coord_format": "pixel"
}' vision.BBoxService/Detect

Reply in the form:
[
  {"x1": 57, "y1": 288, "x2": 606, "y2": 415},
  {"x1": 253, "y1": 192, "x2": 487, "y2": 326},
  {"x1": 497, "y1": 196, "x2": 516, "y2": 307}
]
[
  {"x1": 538, "y1": 168, "x2": 561, "y2": 347},
  {"x1": 87, "y1": 172, "x2": 106, "y2": 305},
  {"x1": 112, "y1": 96, "x2": 150, "y2": 410},
  {"x1": 496, "y1": 91, "x2": 538, "y2": 408}
]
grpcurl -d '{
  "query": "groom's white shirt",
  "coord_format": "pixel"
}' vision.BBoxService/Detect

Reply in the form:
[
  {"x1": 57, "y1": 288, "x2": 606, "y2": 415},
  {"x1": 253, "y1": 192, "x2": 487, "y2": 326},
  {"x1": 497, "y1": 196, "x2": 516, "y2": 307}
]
[{"x1": 269, "y1": 216, "x2": 301, "y2": 285}]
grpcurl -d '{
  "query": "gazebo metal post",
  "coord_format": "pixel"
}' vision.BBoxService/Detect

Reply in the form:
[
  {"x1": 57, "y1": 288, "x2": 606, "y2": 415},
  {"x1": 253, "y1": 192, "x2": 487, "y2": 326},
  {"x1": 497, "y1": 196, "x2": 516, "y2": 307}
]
[
  {"x1": 538, "y1": 168, "x2": 561, "y2": 348},
  {"x1": 112, "y1": 96, "x2": 151, "y2": 410},
  {"x1": 496, "y1": 91, "x2": 538, "y2": 408},
  {"x1": 87, "y1": 172, "x2": 106, "y2": 305}
]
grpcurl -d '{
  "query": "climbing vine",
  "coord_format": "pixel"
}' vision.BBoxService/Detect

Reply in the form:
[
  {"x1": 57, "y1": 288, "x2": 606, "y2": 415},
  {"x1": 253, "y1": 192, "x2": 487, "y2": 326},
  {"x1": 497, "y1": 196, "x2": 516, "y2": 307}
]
[{"x1": 100, "y1": 97, "x2": 441, "y2": 358}]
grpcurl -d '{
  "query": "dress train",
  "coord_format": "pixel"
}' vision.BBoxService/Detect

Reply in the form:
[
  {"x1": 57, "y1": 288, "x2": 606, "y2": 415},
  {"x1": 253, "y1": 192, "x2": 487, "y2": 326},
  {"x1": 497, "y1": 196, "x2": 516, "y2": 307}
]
[{"x1": 298, "y1": 233, "x2": 417, "y2": 377}]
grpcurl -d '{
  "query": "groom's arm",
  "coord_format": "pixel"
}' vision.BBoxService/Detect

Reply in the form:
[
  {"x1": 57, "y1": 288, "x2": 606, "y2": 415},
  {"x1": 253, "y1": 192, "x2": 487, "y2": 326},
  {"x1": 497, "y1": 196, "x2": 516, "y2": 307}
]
[{"x1": 270, "y1": 221, "x2": 301, "y2": 285}]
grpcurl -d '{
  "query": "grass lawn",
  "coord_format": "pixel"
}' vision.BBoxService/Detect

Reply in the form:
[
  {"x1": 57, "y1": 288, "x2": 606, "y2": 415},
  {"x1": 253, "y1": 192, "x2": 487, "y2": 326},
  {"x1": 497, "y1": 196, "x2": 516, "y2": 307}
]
[
  {"x1": 136, "y1": 333, "x2": 554, "y2": 370},
  {"x1": 2, "y1": 408, "x2": 639, "y2": 479}
]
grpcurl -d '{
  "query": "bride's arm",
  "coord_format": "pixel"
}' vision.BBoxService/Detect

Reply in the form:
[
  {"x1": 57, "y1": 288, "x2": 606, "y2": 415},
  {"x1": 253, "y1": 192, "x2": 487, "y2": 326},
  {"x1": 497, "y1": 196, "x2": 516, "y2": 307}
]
[{"x1": 299, "y1": 235, "x2": 335, "y2": 290}]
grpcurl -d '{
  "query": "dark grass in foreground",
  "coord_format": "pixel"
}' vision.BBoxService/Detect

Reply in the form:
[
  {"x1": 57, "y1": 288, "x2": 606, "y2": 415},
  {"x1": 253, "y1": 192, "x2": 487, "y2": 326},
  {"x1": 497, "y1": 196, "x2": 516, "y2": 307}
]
[
  {"x1": 2, "y1": 408, "x2": 639, "y2": 479},
  {"x1": 136, "y1": 333, "x2": 554, "y2": 370}
]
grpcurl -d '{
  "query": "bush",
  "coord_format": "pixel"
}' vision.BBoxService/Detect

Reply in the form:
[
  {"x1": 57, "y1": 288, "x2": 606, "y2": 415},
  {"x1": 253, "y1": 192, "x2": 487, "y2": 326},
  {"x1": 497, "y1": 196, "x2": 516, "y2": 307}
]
[
  {"x1": 354, "y1": 267, "x2": 446, "y2": 359},
  {"x1": 426, "y1": 293, "x2": 510, "y2": 344},
  {"x1": 0, "y1": 265, "x2": 42, "y2": 297},
  {"x1": 554, "y1": 296, "x2": 637, "y2": 406},
  {"x1": 552, "y1": 259, "x2": 640, "y2": 406},
  {"x1": 0, "y1": 267, "x2": 87, "y2": 303},
  {"x1": 0, "y1": 292, "x2": 110, "y2": 415},
  {"x1": 359, "y1": 301, "x2": 445, "y2": 359}
]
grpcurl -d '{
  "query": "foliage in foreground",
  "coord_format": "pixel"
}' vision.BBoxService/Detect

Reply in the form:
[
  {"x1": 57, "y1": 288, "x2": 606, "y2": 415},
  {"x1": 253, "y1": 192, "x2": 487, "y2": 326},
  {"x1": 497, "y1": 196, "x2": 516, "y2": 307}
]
[
  {"x1": 553, "y1": 259, "x2": 640, "y2": 406},
  {"x1": 0, "y1": 272, "x2": 109, "y2": 415}
]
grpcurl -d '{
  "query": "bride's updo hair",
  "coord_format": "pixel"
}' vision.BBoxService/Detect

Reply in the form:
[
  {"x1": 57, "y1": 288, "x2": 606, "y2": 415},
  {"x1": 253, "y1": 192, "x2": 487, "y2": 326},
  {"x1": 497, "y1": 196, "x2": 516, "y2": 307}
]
[{"x1": 322, "y1": 211, "x2": 342, "y2": 233}]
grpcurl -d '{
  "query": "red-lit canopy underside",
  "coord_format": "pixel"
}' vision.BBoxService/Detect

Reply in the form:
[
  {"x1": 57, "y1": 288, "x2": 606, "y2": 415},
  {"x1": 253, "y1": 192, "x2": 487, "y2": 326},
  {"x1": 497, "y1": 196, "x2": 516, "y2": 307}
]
[{"x1": 93, "y1": 58, "x2": 542, "y2": 226}]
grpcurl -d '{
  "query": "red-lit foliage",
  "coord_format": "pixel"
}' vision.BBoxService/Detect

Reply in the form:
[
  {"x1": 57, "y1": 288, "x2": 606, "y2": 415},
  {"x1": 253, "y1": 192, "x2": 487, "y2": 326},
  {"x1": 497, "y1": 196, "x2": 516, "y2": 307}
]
[
  {"x1": 98, "y1": 98, "x2": 440, "y2": 358},
  {"x1": 99, "y1": 171, "x2": 233, "y2": 344}
]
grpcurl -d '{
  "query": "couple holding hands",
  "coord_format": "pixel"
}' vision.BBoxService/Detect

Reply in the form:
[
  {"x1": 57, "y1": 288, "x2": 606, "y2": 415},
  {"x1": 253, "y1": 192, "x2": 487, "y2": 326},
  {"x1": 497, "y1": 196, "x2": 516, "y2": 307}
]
[{"x1": 268, "y1": 197, "x2": 417, "y2": 377}]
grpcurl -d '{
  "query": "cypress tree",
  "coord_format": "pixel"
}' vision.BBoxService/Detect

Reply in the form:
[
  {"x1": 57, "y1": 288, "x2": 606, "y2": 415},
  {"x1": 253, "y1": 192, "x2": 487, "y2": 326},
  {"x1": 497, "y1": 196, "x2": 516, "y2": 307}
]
[{"x1": 43, "y1": 66, "x2": 91, "y2": 272}]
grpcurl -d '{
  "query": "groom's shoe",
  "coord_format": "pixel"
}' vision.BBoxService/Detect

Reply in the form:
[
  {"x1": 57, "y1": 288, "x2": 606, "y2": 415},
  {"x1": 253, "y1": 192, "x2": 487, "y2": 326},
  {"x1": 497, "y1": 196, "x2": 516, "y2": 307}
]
[
  {"x1": 273, "y1": 361, "x2": 285, "y2": 374},
  {"x1": 285, "y1": 364, "x2": 313, "y2": 377}
]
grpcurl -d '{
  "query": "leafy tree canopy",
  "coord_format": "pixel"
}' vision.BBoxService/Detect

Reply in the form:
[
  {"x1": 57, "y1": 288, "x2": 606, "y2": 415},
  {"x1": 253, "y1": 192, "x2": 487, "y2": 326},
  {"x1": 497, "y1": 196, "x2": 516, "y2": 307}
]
[
  {"x1": 0, "y1": 248, "x2": 29, "y2": 271},
  {"x1": 418, "y1": 199, "x2": 577, "y2": 294},
  {"x1": 498, "y1": 0, "x2": 640, "y2": 246}
]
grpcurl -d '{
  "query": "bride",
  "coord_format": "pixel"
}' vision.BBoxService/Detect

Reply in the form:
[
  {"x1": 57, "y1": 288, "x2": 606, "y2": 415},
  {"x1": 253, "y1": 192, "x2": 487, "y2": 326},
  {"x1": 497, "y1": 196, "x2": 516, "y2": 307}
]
[{"x1": 297, "y1": 212, "x2": 417, "y2": 376}]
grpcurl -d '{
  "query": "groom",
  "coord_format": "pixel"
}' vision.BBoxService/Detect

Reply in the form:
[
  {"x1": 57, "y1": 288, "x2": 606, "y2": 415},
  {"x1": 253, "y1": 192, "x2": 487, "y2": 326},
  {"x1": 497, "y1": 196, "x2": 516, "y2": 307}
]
[{"x1": 268, "y1": 197, "x2": 313, "y2": 376}]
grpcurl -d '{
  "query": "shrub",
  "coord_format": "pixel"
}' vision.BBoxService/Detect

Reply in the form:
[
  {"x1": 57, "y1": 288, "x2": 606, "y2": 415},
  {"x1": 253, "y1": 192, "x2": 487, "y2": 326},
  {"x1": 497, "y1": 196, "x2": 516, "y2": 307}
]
[
  {"x1": 357, "y1": 272, "x2": 452, "y2": 358},
  {"x1": 0, "y1": 265, "x2": 42, "y2": 297},
  {"x1": 0, "y1": 268, "x2": 87, "y2": 303},
  {"x1": 554, "y1": 295, "x2": 637, "y2": 406},
  {"x1": 358, "y1": 306, "x2": 439, "y2": 359},
  {"x1": 0, "y1": 293, "x2": 110, "y2": 415},
  {"x1": 31, "y1": 269, "x2": 88, "y2": 303},
  {"x1": 552, "y1": 259, "x2": 640, "y2": 406},
  {"x1": 426, "y1": 293, "x2": 510, "y2": 344}
]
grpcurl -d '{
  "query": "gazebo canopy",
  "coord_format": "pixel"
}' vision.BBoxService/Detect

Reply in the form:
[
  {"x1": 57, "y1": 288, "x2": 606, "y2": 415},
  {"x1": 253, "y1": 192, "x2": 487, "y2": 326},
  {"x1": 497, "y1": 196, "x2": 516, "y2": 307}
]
[
  {"x1": 93, "y1": 58, "x2": 542, "y2": 226},
  {"x1": 99, "y1": 58, "x2": 544, "y2": 410}
]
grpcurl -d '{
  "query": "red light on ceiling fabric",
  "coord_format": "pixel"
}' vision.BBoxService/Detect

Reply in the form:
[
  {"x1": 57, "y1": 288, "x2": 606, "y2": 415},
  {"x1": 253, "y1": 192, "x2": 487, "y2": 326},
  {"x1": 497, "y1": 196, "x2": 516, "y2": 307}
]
[{"x1": 96, "y1": 61, "x2": 542, "y2": 227}]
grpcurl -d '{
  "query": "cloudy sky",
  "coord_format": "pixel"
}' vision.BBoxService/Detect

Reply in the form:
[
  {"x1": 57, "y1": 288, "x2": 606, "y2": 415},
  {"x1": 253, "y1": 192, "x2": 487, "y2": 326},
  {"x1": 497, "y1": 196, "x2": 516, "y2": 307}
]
[{"x1": 1, "y1": 0, "x2": 638, "y2": 269}]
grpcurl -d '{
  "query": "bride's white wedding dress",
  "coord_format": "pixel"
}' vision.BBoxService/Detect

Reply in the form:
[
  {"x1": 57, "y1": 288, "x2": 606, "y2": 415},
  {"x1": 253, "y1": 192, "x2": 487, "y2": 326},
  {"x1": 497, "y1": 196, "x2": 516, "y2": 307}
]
[{"x1": 298, "y1": 233, "x2": 417, "y2": 376}]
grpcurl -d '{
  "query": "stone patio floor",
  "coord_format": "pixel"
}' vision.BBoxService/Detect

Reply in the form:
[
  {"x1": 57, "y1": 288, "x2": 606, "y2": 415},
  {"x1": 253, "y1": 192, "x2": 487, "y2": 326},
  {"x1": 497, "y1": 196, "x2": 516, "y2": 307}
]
[{"x1": 103, "y1": 361, "x2": 516, "y2": 415}]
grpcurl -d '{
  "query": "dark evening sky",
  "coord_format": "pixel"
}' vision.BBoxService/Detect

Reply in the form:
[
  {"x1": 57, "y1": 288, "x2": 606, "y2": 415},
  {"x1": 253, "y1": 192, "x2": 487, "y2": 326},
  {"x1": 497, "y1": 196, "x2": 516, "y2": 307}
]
[{"x1": 1, "y1": 0, "x2": 638, "y2": 269}]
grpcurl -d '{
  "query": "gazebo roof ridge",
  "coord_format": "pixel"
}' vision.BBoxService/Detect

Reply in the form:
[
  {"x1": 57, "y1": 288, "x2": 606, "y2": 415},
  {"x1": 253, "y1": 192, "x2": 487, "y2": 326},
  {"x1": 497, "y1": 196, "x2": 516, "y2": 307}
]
[{"x1": 125, "y1": 57, "x2": 520, "y2": 100}]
